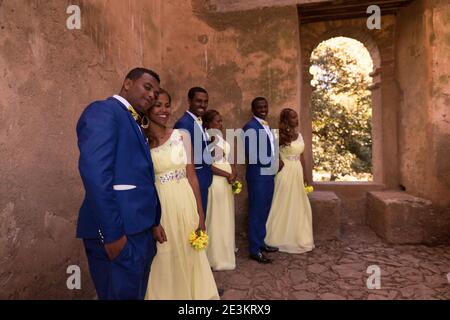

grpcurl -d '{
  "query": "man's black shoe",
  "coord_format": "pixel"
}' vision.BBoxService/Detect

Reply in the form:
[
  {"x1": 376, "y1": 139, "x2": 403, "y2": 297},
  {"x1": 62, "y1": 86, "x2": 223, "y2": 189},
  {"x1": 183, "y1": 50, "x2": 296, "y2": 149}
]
[
  {"x1": 249, "y1": 252, "x2": 272, "y2": 264},
  {"x1": 261, "y1": 245, "x2": 279, "y2": 253}
]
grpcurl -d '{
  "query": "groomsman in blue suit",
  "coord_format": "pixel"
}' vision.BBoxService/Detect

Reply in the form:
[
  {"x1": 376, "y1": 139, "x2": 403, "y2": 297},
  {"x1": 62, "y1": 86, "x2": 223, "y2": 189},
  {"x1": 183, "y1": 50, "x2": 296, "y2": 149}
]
[
  {"x1": 243, "y1": 97, "x2": 279, "y2": 264},
  {"x1": 76, "y1": 68, "x2": 166, "y2": 299},
  {"x1": 174, "y1": 87, "x2": 213, "y2": 215}
]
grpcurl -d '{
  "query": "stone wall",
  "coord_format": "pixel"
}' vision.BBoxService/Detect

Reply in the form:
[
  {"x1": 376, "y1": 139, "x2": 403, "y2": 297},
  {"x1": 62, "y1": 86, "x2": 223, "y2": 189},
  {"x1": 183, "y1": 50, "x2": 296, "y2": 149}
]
[
  {"x1": 0, "y1": 0, "x2": 164, "y2": 299},
  {"x1": 163, "y1": 1, "x2": 301, "y2": 124},
  {"x1": 395, "y1": 0, "x2": 450, "y2": 241},
  {"x1": 209, "y1": 0, "x2": 329, "y2": 12}
]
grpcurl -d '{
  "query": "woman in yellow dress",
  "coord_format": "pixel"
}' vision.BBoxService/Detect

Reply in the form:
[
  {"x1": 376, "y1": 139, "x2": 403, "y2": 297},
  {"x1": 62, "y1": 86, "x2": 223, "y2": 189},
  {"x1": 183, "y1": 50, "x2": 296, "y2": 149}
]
[
  {"x1": 265, "y1": 108, "x2": 315, "y2": 254},
  {"x1": 203, "y1": 110, "x2": 237, "y2": 271},
  {"x1": 145, "y1": 89, "x2": 219, "y2": 300}
]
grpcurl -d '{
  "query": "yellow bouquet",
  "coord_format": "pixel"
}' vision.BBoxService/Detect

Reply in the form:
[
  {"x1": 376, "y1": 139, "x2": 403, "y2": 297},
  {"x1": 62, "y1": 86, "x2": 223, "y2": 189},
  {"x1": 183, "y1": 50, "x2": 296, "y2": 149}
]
[
  {"x1": 232, "y1": 181, "x2": 242, "y2": 195},
  {"x1": 189, "y1": 230, "x2": 209, "y2": 251},
  {"x1": 304, "y1": 184, "x2": 314, "y2": 194}
]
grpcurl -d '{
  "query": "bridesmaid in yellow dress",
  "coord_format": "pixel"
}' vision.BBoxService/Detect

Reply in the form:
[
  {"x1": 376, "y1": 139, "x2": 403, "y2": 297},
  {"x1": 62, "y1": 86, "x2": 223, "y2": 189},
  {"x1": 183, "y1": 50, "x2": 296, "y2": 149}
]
[
  {"x1": 202, "y1": 110, "x2": 237, "y2": 271},
  {"x1": 144, "y1": 89, "x2": 219, "y2": 300},
  {"x1": 265, "y1": 108, "x2": 315, "y2": 254}
]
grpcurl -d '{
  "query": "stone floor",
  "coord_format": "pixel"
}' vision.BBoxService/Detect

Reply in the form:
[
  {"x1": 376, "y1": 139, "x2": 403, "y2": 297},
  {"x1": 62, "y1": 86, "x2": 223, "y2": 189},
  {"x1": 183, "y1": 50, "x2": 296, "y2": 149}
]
[{"x1": 213, "y1": 225, "x2": 450, "y2": 300}]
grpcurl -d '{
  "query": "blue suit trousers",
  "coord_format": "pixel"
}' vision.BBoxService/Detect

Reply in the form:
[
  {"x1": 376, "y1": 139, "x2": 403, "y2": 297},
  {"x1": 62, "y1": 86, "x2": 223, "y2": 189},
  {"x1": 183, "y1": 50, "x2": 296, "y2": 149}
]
[
  {"x1": 247, "y1": 179, "x2": 275, "y2": 255},
  {"x1": 83, "y1": 229, "x2": 156, "y2": 300}
]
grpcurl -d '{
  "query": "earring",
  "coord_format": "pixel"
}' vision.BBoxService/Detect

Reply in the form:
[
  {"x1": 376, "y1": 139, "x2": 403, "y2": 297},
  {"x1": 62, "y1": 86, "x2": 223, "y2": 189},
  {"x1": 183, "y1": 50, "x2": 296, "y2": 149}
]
[
  {"x1": 286, "y1": 127, "x2": 291, "y2": 132},
  {"x1": 141, "y1": 115, "x2": 149, "y2": 129}
]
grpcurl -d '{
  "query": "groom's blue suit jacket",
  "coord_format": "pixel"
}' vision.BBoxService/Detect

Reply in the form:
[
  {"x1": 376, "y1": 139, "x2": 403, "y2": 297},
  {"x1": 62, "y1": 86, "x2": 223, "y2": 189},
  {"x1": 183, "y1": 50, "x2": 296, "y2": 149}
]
[
  {"x1": 174, "y1": 112, "x2": 213, "y2": 189},
  {"x1": 243, "y1": 117, "x2": 276, "y2": 181},
  {"x1": 76, "y1": 97, "x2": 161, "y2": 243}
]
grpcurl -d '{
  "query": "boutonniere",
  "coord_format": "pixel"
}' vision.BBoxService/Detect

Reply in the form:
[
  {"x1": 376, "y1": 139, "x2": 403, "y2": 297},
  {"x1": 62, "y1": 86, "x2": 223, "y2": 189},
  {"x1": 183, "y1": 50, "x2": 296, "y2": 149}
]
[{"x1": 128, "y1": 106, "x2": 149, "y2": 129}]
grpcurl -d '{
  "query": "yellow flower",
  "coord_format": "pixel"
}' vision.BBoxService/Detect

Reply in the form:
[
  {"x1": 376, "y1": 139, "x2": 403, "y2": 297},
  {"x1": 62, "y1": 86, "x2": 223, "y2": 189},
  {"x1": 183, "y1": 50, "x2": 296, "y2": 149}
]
[
  {"x1": 304, "y1": 185, "x2": 314, "y2": 194},
  {"x1": 232, "y1": 181, "x2": 243, "y2": 195},
  {"x1": 189, "y1": 231, "x2": 197, "y2": 242},
  {"x1": 189, "y1": 230, "x2": 209, "y2": 250}
]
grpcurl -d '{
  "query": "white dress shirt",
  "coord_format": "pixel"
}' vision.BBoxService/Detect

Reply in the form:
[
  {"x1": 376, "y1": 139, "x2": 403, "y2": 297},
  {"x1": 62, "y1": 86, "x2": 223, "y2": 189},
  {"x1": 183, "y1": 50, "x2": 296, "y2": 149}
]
[
  {"x1": 187, "y1": 110, "x2": 208, "y2": 142},
  {"x1": 253, "y1": 116, "x2": 275, "y2": 154},
  {"x1": 113, "y1": 95, "x2": 147, "y2": 142}
]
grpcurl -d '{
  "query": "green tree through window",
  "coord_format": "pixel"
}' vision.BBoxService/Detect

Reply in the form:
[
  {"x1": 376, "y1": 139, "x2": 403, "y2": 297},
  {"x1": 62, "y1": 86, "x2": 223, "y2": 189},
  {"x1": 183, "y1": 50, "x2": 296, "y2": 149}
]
[{"x1": 310, "y1": 37, "x2": 373, "y2": 182}]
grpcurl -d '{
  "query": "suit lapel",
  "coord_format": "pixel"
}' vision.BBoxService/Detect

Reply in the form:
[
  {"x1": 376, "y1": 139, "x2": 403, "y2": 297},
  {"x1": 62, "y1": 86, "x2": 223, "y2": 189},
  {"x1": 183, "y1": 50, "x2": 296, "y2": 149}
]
[
  {"x1": 111, "y1": 98, "x2": 152, "y2": 165},
  {"x1": 188, "y1": 112, "x2": 209, "y2": 164},
  {"x1": 186, "y1": 111, "x2": 208, "y2": 147},
  {"x1": 184, "y1": 112, "x2": 212, "y2": 165},
  {"x1": 252, "y1": 118, "x2": 273, "y2": 157},
  {"x1": 128, "y1": 114, "x2": 152, "y2": 164},
  {"x1": 252, "y1": 118, "x2": 263, "y2": 130}
]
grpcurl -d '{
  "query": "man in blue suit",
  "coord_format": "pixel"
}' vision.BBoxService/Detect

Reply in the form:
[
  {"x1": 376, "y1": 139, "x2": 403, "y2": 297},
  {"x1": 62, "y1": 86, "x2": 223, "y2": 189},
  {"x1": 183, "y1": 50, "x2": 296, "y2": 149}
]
[
  {"x1": 243, "y1": 97, "x2": 279, "y2": 264},
  {"x1": 76, "y1": 68, "x2": 165, "y2": 300},
  {"x1": 174, "y1": 87, "x2": 212, "y2": 215}
]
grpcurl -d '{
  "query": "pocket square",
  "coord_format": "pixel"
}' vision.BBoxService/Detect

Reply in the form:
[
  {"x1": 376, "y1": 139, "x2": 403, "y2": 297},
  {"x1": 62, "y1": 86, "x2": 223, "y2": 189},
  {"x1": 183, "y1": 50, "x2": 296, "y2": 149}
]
[{"x1": 113, "y1": 184, "x2": 137, "y2": 191}]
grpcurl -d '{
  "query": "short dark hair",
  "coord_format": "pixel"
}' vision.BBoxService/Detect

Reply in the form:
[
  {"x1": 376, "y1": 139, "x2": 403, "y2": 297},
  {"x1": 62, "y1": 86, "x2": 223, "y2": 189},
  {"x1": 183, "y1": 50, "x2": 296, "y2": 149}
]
[
  {"x1": 188, "y1": 87, "x2": 208, "y2": 100},
  {"x1": 125, "y1": 67, "x2": 160, "y2": 83},
  {"x1": 158, "y1": 88, "x2": 172, "y2": 104},
  {"x1": 251, "y1": 97, "x2": 267, "y2": 110}
]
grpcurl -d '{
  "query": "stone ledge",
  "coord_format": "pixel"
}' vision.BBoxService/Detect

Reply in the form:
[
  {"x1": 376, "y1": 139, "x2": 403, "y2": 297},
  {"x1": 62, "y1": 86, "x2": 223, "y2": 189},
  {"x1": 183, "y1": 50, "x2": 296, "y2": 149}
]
[
  {"x1": 367, "y1": 191, "x2": 433, "y2": 244},
  {"x1": 308, "y1": 191, "x2": 341, "y2": 240}
]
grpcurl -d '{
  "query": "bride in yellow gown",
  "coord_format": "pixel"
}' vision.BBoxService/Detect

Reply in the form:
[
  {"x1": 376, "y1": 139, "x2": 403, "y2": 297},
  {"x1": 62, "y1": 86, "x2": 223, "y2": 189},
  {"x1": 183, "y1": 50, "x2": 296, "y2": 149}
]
[
  {"x1": 144, "y1": 89, "x2": 219, "y2": 300},
  {"x1": 265, "y1": 108, "x2": 315, "y2": 254}
]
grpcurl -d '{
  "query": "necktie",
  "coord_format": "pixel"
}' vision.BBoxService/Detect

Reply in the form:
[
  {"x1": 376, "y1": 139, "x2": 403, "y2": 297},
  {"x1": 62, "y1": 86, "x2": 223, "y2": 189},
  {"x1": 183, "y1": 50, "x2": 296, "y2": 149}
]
[{"x1": 261, "y1": 120, "x2": 269, "y2": 126}]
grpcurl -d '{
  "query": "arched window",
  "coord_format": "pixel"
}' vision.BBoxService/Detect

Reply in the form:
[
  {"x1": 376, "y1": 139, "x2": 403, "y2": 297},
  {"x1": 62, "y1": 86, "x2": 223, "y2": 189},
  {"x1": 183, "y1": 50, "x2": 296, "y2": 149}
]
[{"x1": 309, "y1": 37, "x2": 374, "y2": 182}]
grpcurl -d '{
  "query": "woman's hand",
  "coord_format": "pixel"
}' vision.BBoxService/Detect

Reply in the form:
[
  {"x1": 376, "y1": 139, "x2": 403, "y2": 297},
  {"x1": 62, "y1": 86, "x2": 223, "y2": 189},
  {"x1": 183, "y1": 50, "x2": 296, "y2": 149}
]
[
  {"x1": 227, "y1": 171, "x2": 237, "y2": 184},
  {"x1": 198, "y1": 213, "x2": 206, "y2": 231},
  {"x1": 151, "y1": 225, "x2": 167, "y2": 244},
  {"x1": 198, "y1": 218, "x2": 206, "y2": 231},
  {"x1": 278, "y1": 159, "x2": 285, "y2": 173}
]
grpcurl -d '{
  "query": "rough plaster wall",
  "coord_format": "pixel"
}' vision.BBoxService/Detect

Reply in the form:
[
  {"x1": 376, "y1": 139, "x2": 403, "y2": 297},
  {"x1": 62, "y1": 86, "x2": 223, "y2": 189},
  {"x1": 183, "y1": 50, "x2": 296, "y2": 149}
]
[
  {"x1": 429, "y1": 0, "x2": 450, "y2": 207},
  {"x1": 396, "y1": 0, "x2": 450, "y2": 242},
  {"x1": 396, "y1": 0, "x2": 450, "y2": 206},
  {"x1": 427, "y1": 0, "x2": 450, "y2": 241},
  {"x1": 396, "y1": 0, "x2": 434, "y2": 201},
  {"x1": 0, "y1": 0, "x2": 162, "y2": 299},
  {"x1": 209, "y1": 0, "x2": 329, "y2": 12},
  {"x1": 164, "y1": 1, "x2": 300, "y2": 120}
]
